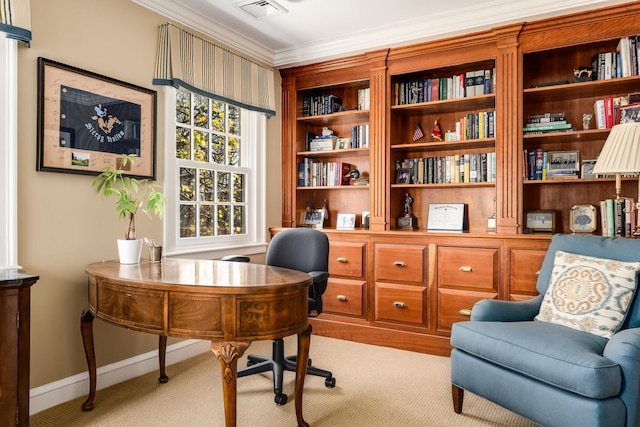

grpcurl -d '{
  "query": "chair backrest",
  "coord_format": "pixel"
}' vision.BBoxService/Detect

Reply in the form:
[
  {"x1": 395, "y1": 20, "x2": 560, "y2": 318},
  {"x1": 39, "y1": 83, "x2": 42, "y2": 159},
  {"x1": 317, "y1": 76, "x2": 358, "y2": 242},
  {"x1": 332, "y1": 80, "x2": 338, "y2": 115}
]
[
  {"x1": 536, "y1": 233, "x2": 640, "y2": 329},
  {"x1": 266, "y1": 228, "x2": 329, "y2": 274}
]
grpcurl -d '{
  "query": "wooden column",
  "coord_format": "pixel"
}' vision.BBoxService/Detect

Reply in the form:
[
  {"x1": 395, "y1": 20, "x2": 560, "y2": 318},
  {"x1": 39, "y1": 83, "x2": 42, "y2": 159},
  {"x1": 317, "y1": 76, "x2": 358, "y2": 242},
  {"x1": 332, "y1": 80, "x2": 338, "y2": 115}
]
[
  {"x1": 279, "y1": 70, "x2": 296, "y2": 227},
  {"x1": 494, "y1": 24, "x2": 524, "y2": 234}
]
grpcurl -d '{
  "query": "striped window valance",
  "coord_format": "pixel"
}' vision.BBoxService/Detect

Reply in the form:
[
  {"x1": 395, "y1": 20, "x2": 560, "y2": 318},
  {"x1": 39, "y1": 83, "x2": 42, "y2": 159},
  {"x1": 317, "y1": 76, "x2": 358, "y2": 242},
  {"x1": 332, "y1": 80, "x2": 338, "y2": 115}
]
[
  {"x1": 0, "y1": 0, "x2": 31, "y2": 45},
  {"x1": 153, "y1": 23, "x2": 276, "y2": 117}
]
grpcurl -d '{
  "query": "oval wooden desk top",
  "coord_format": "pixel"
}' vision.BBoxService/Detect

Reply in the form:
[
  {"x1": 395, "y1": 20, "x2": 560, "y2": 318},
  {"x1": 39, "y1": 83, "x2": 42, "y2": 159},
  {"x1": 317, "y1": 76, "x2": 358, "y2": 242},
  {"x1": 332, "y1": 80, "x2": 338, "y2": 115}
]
[{"x1": 86, "y1": 259, "x2": 313, "y2": 293}]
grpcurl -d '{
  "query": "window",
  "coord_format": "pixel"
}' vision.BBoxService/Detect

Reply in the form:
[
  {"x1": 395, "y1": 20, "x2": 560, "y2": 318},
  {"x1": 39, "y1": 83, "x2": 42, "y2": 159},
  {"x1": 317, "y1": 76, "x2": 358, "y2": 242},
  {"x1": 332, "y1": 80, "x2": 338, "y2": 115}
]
[{"x1": 163, "y1": 87, "x2": 266, "y2": 257}]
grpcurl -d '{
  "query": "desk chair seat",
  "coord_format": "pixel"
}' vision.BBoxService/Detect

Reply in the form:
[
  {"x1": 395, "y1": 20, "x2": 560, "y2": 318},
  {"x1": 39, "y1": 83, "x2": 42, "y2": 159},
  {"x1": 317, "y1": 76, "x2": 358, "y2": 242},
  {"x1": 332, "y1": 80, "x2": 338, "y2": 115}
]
[{"x1": 221, "y1": 228, "x2": 336, "y2": 405}]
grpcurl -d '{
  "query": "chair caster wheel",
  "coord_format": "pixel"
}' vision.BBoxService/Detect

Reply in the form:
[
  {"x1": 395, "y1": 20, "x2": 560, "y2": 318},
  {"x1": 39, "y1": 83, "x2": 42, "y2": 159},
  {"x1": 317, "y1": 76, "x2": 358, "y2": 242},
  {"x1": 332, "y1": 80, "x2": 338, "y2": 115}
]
[
  {"x1": 275, "y1": 393, "x2": 288, "y2": 405},
  {"x1": 325, "y1": 377, "x2": 336, "y2": 388}
]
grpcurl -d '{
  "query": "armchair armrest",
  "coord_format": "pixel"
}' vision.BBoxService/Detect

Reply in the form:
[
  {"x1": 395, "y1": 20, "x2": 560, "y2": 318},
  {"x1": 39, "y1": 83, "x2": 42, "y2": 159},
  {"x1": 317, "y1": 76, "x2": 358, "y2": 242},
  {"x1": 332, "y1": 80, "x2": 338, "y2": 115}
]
[
  {"x1": 308, "y1": 271, "x2": 329, "y2": 284},
  {"x1": 604, "y1": 328, "x2": 640, "y2": 427},
  {"x1": 471, "y1": 295, "x2": 543, "y2": 322}
]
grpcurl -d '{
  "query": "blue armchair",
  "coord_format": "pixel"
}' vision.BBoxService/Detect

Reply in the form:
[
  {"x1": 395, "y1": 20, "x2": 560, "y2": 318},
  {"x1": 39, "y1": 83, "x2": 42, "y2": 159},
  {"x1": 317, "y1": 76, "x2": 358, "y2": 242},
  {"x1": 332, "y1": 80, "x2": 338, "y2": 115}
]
[{"x1": 450, "y1": 234, "x2": 640, "y2": 427}]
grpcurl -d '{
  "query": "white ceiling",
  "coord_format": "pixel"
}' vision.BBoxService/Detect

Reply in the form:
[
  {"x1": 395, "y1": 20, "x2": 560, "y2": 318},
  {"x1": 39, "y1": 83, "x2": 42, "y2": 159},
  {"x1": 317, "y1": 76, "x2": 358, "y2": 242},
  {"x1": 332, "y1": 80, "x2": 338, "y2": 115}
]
[{"x1": 133, "y1": 0, "x2": 632, "y2": 68}]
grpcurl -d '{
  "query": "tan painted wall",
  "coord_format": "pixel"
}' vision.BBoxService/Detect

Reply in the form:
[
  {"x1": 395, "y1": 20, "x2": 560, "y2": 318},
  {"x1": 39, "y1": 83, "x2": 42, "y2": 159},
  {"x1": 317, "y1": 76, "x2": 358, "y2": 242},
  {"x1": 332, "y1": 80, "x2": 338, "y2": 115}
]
[{"x1": 19, "y1": 0, "x2": 281, "y2": 387}]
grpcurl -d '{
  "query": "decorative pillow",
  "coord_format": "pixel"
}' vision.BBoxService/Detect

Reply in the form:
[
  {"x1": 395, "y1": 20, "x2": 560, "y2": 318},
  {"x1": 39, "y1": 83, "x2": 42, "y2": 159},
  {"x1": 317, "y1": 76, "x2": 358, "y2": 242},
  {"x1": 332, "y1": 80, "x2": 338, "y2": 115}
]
[{"x1": 535, "y1": 250, "x2": 640, "y2": 338}]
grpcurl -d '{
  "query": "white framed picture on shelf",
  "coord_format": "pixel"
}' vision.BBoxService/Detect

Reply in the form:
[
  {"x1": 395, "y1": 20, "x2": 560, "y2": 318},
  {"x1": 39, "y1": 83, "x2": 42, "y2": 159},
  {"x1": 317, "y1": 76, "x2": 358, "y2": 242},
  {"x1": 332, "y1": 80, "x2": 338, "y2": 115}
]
[{"x1": 336, "y1": 213, "x2": 356, "y2": 230}]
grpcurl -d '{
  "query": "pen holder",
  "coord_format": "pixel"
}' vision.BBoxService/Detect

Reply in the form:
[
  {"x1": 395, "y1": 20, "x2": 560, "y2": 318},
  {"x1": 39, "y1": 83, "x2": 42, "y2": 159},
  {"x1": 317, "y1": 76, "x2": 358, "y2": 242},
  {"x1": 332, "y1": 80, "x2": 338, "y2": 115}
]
[{"x1": 149, "y1": 246, "x2": 163, "y2": 263}]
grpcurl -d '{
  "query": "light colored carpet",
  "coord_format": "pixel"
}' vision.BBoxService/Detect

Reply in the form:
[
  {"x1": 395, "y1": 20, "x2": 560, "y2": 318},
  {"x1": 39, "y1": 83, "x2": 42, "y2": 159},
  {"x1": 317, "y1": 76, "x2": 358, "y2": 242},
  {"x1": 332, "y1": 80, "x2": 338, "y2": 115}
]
[{"x1": 30, "y1": 336, "x2": 537, "y2": 426}]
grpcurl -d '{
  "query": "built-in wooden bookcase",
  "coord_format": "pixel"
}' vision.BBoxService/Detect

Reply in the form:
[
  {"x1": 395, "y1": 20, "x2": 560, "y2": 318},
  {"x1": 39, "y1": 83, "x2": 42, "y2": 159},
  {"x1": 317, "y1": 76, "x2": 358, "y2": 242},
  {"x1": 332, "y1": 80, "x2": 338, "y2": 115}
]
[{"x1": 520, "y1": 5, "x2": 640, "y2": 234}]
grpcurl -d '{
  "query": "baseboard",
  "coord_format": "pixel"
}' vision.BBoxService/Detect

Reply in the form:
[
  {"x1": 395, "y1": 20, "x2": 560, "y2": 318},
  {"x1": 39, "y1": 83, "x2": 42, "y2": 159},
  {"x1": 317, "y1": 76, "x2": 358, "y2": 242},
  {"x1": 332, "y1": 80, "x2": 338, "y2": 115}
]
[{"x1": 29, "y1": 339, "x2": 211, "y2": 415}]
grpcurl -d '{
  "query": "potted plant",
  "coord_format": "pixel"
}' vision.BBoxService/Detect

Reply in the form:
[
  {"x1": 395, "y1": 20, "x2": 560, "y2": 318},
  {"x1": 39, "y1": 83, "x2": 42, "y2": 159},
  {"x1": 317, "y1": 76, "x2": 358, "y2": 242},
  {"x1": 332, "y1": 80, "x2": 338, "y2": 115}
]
[{"x1": 93, "y1": 154, "x2": 165, "y2": 264}]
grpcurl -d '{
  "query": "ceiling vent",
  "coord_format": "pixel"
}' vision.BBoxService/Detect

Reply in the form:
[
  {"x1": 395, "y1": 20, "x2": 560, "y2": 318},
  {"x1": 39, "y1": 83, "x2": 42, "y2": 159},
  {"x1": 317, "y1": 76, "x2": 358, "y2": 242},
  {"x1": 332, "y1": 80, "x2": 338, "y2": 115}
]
[{"x1": 235, "y1": 0, "x2": 288, "y2": 20}]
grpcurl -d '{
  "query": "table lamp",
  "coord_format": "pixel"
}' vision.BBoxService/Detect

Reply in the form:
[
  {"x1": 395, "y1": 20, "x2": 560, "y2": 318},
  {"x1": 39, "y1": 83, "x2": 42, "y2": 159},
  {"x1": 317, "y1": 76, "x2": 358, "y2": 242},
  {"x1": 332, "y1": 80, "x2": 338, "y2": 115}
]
[{"x1": 592, "y1": 122, "x2": 640, "y2": 236}]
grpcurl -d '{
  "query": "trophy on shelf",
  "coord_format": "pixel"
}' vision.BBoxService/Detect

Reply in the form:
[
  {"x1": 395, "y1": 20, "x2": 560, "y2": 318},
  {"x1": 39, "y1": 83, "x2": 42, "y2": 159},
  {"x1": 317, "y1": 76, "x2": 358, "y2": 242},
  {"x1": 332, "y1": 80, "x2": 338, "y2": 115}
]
[{"x1": 397, "y1": 192, "x2": 418, "y2": 230}]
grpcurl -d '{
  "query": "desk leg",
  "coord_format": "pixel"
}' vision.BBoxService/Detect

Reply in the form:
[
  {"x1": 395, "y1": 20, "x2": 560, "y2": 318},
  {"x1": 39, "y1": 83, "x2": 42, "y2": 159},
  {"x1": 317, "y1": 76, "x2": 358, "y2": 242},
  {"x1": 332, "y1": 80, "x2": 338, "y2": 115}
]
[
  {"x1": 158, "y1": 335, "x2": 169, "y2": 383},
  {"x1": 80, "y1": 307, "x2": 96, "y2": 411},
  {"x1": 295, "y1": 324, "x2": 311, "y2": 427},
  {"x1": 210, "y1": 341, "x2": 250, "y2": 427}
]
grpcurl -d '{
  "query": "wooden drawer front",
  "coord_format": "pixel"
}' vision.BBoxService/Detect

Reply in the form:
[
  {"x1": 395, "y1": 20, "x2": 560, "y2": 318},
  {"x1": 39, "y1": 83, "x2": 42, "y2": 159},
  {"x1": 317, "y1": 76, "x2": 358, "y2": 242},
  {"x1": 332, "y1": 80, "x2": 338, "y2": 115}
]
[
  {"x1": 375, "y1": 282, "x2": 427, "y2": 326},
  {"x1": 97, "y1": 282, "x2": 164, "y2": 332},
  {"x1": 374, "y1": 244, "x2": 426, "y2": 284},
  {"x1": 438, "y1": 288, "x2": 497, "y2": 331},
  {"x1": 329, "y1": 241, "x2": 365, "y2": 278},
  {"x1": 437, "y1": 246, "x2": 498, "y2": 291},
  {"x1": 323, "y1": 278, "x2": 365, "y2": 317},
  {"x1": 509, "y1": 248, "x2": 546, "y2": 298},
  {"x1": 169, "y1": 293, "x2": 224, "y2": 338}
]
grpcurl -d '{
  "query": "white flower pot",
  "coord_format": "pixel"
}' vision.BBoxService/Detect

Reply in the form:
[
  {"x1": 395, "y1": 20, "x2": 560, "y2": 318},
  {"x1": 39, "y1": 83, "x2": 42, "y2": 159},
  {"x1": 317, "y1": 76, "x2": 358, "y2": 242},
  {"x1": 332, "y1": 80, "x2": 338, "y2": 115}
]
[{"x1": 117, "y1": 239, "x2": 143, "y2": 264}]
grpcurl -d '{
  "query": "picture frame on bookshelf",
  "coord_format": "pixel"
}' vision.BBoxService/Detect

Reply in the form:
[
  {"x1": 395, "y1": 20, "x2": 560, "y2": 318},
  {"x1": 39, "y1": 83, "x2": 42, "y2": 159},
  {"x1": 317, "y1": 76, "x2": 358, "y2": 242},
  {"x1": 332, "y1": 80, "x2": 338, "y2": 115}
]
[
  {"x1": 581, "y1": 159, "x2": 598, "y2": 179},
  {"x1": 619, "y1": 103, "x2": 640, "y2": 124},
  {"x1": 546, "y1": 150, "x2": 580, "y2": 178},
  {"x1": 524, "y1": 210, "x2": 556, "y2": 234},
  {"x1": 336, "y1": 213, "x2": 356, "y2": 230},
  {"x1": 396, "y1": 168, "x2": 411, "y2": 184},
  {"x1": 570, "y1": 204, "x2": 597, "y2": 234},
  {"x1": 303, "y1": 209, "x2": 325, "y2": 229}
]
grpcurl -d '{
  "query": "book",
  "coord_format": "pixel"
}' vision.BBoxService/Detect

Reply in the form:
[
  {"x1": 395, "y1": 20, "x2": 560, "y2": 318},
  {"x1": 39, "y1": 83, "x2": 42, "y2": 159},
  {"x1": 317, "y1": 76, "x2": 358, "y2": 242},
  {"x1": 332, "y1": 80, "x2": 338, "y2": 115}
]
[
  {"x1": 522, "y1": 123, "x2": 572, "y2": 132},
  {"x1": 606, "y1": 199, "x2": 615, "y2": 237},
  {"x1": 594, "y1": 99, "x2": 607, "y2": 129},
  {"x1": 604, "y1": 97, "x2": 614, "y2": 128}
]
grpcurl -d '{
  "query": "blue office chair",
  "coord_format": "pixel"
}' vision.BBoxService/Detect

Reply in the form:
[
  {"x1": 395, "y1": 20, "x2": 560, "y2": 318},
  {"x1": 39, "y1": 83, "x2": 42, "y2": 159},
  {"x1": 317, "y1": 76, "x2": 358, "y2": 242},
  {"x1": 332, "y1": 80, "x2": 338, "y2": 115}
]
[{"x1": 221, "y1": 228, "x2": 336, "y2": 405}]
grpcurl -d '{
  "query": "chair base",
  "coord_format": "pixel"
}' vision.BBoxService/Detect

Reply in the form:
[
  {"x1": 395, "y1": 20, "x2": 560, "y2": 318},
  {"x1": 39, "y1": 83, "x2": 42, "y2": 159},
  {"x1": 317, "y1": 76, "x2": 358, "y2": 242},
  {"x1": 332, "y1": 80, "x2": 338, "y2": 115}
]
[{"x1": 237, "y1": 338, "x2": 335, "y2": 405}]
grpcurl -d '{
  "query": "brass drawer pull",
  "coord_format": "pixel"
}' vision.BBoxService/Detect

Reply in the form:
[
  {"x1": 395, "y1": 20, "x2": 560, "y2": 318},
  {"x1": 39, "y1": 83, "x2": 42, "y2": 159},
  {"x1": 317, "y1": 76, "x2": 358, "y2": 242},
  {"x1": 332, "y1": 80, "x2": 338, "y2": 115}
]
[
  {"x1": 337, "y1": 257, "x2": 348, "y2": 263},
  {"x1": 337, "y1": 295, "x2": 348, "y2": 301},
  {"x1": 393, "y1": 261, "x2": 406, "y2": 267},
  {"x1": 459, "y1": 266, "x2": 473, "y2": 272},
  {"x1": 393, "y1": 301, "x2": 406, "y2": 308},
  {"x1": 459, "y1": 309, "x2": 472, "y2": 316}
]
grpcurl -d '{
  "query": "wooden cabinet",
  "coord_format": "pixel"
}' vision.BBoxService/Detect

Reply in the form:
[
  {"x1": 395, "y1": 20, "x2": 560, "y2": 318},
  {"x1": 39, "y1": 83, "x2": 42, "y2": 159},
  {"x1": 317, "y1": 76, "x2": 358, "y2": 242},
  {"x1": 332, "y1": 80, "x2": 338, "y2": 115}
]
[
  {"x1": 278, "y1": 3, "x2": 640, "y2": 356},
  {"x1": 0, "y1": 272, "x2": 38, "y2": 427}
]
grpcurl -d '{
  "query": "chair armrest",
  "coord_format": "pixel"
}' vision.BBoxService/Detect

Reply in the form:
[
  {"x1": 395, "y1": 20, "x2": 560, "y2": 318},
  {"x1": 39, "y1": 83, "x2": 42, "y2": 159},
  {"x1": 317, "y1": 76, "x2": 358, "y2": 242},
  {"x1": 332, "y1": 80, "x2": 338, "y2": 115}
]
[
  {"x1": 471, "y1": 295, "x2": 543, "y2": 322},
  {"x1": 604, "y1": 328, "x2": 640, "y2": 427},
  {"x1": 308, "y1": 271, "x2": 329, "y2": 285}
]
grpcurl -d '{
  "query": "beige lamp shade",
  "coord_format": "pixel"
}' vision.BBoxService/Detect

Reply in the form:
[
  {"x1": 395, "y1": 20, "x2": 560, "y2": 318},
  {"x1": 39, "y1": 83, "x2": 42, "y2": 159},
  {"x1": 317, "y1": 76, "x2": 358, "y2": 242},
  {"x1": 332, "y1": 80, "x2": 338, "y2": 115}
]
[{"x1": 592, "y1": 123, "x2": 640, "y2": 175}]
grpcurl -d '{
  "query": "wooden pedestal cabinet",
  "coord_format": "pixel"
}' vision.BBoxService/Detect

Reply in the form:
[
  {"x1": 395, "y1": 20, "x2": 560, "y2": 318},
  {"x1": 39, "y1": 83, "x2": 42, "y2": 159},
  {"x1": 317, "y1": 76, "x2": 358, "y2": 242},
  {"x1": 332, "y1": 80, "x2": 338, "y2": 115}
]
[{"x1": 0, "y1": 272, "x2": 39, "y2": 427}]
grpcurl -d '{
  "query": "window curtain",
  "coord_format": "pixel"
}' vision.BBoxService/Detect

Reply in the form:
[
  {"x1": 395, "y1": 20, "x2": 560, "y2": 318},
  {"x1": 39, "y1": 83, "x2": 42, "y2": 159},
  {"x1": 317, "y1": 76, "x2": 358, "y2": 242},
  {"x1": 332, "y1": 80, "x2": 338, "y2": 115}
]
[
  {"x1": 0, "y1": 0, "x2": 31, "y2": 45},
  {"x1": 153, "y1": 23, "x2": 276, "y2": 117}
]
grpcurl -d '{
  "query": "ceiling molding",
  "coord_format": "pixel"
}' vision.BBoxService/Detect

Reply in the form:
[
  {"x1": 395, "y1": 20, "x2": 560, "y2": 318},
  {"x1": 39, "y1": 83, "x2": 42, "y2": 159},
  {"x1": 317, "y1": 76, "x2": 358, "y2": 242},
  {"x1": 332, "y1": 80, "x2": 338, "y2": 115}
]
[{"x1": 133, "y1": 0, "x2": 632, "y2": 68}]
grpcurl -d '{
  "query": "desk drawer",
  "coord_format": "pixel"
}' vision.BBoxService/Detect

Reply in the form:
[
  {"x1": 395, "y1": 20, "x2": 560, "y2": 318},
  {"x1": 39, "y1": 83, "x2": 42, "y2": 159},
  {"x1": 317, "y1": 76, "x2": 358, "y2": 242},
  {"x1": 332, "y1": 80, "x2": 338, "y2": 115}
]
[
  {"x1": 438, "y1": 288, "x2": 497, "y2": 331},
  {"x1": 374, "y1": 244, "x2": 426, "y2": 284},
  {"x1": 437, "y1": 246, "x2": 498, "y2": 291},
  {"x1": 375, "y1": 282, "x2": 427, "y2": 326},
  {"x1": 96, "y1": 282, "x2": 164, "y2": 331},
  {"x1": 323, "y1": 278, "x2": 365, "y2": 317},
  {"x1": 329, "y1": 241, "x2": 365, "y2": 278}
]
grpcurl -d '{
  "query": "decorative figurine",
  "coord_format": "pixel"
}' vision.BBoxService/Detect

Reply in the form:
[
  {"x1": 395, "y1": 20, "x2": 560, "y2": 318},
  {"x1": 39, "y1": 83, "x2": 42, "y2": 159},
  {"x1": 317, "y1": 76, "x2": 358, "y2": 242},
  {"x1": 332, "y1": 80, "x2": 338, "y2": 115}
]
[
  {"x1": 431, "y1": 118, "x2": 443, "y2": 142},
  {"x1": 397, "y1": 192, "x2": 418, "y2": 230},
  {"x1": 348, "y1": 169, "x2": 370, "y2": 186},
  {"x1": 582, "y1": 113, "x2": 593, "y2": 130}
]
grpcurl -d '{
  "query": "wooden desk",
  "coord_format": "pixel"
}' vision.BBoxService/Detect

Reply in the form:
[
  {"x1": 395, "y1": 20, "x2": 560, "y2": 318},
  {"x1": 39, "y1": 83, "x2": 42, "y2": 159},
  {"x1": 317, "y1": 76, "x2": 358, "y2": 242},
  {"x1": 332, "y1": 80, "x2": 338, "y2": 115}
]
[{"x1": 81, "y1": 259, "x2": 313, "y2": 427}]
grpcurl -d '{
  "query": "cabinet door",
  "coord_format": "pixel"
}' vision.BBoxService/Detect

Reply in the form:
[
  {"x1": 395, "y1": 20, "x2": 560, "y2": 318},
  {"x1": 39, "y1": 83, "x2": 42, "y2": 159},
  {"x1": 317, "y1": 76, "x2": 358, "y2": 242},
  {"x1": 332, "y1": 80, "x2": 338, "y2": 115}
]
[
  {"x1": 0, "y1": 290, "x2": 18, "y2": 422},
  {"x1": 509, "y1": 248, "x2": 545, "y2": 301}
]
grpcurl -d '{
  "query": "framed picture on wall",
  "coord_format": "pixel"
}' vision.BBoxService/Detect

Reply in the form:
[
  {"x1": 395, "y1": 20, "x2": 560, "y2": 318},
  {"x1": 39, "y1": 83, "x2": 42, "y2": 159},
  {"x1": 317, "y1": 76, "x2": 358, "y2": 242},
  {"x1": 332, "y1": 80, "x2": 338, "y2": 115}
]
[{"x1": 36, "y1": 58, "x2": 157, "y2": 179}]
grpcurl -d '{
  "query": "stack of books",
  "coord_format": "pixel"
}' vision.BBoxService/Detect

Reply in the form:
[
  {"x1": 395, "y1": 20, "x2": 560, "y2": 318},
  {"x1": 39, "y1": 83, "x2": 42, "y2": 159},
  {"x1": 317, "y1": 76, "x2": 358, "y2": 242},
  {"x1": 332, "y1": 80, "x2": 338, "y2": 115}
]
[
  {"x1": 599, "y1": 197, "x2": 637, "y2": 237},
  {"x1": 523, "y1": 112, "x2": 573, "y2": 134}
]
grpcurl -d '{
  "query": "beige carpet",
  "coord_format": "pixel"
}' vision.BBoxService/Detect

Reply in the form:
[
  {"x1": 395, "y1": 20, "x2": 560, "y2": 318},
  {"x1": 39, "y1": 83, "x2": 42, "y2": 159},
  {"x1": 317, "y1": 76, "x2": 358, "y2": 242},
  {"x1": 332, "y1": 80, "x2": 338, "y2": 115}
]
[{"x1": 30, "y1": 336, "x2": 537, "y2": 426}]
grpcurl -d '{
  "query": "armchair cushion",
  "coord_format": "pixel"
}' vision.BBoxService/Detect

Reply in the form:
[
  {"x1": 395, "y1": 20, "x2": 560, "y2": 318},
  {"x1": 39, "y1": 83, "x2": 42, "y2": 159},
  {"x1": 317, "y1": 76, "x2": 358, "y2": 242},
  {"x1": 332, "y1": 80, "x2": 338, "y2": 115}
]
[
  {"x1": 535, "y1": 250, "x2": 640, "y2": 338},
  {"x1": 450, "y1": 320, "x2": 620, "y2": 399}
]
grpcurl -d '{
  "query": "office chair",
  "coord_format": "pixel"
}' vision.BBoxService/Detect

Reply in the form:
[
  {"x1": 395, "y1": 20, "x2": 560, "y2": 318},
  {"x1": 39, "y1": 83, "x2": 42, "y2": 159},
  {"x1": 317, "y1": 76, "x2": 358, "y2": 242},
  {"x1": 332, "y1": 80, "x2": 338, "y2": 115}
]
[{"x1": 221, "y1": 228, "x2": 336, "y2": 405}]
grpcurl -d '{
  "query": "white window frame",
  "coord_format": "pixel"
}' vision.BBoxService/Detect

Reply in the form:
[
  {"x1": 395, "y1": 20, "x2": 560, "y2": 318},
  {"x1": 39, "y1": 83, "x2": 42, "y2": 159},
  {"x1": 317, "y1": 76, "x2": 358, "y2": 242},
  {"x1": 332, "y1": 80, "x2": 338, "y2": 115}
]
[{"x1": 162, "y1": 86, "x2": 267, "y2": 259}]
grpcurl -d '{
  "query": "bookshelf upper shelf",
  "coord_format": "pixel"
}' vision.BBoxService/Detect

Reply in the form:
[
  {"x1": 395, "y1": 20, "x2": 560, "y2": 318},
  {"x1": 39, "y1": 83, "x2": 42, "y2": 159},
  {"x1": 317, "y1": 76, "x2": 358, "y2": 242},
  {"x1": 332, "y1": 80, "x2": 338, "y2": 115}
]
[
  {"x1": 297, "y1": 110, "x2": 369, "y2": 125},
  {"x1": 391, "y1": 94, "x2": 495, "y2": 115},
  {"x1": 523, "y1": 76, "x2": 640, "y2": 103}
]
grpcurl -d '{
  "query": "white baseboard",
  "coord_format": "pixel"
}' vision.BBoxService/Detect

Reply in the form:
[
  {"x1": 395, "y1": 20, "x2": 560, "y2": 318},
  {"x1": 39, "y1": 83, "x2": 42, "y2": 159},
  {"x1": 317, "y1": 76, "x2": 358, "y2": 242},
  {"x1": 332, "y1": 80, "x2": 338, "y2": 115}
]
[{"x1": 29, "y1": 339, "x2": 211, "y2": 415}]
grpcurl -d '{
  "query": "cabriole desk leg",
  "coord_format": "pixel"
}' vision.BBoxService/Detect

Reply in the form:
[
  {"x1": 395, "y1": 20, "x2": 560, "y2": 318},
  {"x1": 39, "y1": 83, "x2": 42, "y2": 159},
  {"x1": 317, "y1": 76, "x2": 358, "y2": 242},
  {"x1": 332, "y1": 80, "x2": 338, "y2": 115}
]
[
  {"x1": 295, "y1": 324, "x2": 311, "y2": 427},
  {"x1": 210, "y1": 341, "x2": 250, "y2": 427},
  {"x1": 80, "y1": 307, "x2": 96, "y2": 411},
  {"x1": 158, "y1": 335, "x2": 169, "y2": 383}
]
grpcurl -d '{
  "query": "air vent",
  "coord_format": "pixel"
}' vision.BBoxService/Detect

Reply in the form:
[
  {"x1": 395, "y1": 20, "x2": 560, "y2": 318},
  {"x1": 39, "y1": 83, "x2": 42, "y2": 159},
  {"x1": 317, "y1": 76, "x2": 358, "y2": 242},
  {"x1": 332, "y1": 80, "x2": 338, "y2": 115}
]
[{"x1": 236, "y1": 0, "x2": 288, "y2": 19}]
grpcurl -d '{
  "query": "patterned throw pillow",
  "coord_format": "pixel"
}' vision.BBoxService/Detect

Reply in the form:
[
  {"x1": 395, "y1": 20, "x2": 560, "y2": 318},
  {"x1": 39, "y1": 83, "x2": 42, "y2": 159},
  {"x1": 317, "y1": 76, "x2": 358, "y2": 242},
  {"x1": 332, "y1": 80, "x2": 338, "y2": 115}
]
[{"x1": 535, "y1": 250, "x2": 640, "y2": 338}]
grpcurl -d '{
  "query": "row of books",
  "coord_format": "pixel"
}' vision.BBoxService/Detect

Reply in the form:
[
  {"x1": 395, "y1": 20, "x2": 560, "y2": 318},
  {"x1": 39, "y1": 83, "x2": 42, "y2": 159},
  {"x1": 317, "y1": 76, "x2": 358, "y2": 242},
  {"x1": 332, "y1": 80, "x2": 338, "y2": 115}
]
[
  {"x1": 298, "y1": 160, "x2": 353, "y2": 187},
  {"x1": 591, "y1": 35, "x2": 640, "y2": 80},
  {"x1": 523, "y1": 112, "x2": 573, "y2": 134},
  {"x1": 302, "y1": 95, "x2": 342, "y2": 117},
  {"x1": 594, "y1": 96, "x2": 640, "y2": 128},
  {"x1": 357, "y1": 88, "x2": 370, "y2": 111},
  {"x1": 394, "y1": 68, "x2": 495, "y2": 105},
  {"x1": 304, "y1": 124, "x2": 370, "y2": 151},
  {"x1": 395, "y1": 152, "x2": 497, "y2": 185},
  {"x1": 523, "y1": 149, "x2": 581, "y2": 180},
  {"x1": 446, "y1": 110, "x2": 496, "y2": 141},
  {"x1": 599, "y1": 198, "x2": 637, "y2": 237}
]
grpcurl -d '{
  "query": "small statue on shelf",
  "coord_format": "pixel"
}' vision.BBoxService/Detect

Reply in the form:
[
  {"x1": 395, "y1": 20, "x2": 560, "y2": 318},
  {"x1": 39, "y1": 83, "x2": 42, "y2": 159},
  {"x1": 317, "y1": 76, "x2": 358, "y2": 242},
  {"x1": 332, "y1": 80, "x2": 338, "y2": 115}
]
[
  {"x1": 397, "y1": 192, "x2": 417, "y2": 230},
  {"x1": 431, "y1": 118, "x2": 443, "y2": 142},
  {"x1": 582, "y1": 113, "x2": 593, "y2": 130}
]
